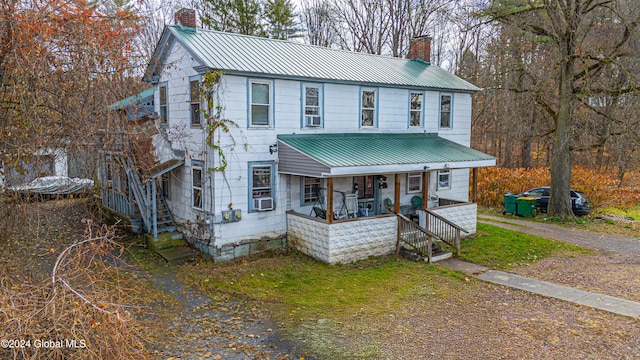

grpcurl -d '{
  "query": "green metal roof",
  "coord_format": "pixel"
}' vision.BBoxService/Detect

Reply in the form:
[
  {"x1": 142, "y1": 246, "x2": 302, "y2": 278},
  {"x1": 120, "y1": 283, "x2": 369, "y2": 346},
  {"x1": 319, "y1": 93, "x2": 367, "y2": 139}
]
[
  {"x1": 162, "y1": 26, "x2": 480, "y2": 92},
  {"x1": 277, "y1": 133, "x2": 495, "y2": 177},
  {"x1": 108, "y1": 88, "x2": 154, "y2": 111}
]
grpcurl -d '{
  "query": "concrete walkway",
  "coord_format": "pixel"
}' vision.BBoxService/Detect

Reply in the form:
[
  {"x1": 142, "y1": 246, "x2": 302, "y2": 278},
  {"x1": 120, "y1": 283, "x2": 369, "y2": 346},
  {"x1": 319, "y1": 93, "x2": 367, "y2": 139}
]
[{"x1": 438, "y1": 258, "x2": 640, "y2": 318}]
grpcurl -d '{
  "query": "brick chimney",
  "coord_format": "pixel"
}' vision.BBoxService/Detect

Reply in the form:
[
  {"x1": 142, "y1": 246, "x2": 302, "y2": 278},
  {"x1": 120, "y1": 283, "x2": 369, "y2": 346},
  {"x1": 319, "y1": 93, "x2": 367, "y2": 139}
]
[
  {"x1": 408, "y1": 35, "x2": 431, "y2": 63},
  {"x1": 175, "y1": 8, "x2": 196, "y2": 29}
]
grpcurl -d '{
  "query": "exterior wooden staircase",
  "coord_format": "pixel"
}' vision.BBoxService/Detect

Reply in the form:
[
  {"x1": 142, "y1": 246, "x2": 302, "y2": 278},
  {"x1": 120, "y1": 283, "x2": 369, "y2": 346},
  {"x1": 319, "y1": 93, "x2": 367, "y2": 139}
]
[
  {"x1": 119, "y1": 155, "x2": 195, "y2": 263},
  {"x1": 396, "y1": 211, "x2": 468, "y2": 263}
]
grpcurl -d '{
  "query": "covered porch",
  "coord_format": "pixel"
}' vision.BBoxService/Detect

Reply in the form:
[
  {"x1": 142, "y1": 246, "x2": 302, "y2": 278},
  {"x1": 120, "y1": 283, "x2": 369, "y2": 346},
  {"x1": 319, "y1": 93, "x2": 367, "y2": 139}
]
[{"x1": 278, "y1": 133, "x2": 496, "y2": 264}]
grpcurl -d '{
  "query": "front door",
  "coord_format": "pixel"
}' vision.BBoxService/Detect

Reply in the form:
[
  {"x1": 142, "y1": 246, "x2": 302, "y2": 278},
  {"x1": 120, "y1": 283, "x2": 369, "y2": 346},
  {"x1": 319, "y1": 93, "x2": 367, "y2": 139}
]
[{"x1": 354, "y1": 175, "x2": 378, "y2": 215}]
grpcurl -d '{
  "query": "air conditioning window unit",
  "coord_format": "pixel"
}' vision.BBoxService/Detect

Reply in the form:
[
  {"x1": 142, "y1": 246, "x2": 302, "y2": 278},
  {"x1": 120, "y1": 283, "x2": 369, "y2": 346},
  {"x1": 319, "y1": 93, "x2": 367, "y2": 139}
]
[
  {"x1": 254, "y1": 197, "x2": 274, "y2": 211},
  {"x1": 305, "y1": 115, "x2": 321, "y2": 127}
]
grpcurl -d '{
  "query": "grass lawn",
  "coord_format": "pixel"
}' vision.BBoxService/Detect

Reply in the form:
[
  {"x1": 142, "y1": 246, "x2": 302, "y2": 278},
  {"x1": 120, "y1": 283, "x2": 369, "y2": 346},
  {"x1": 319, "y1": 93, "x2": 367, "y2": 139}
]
[
  {"x1": 459, "y1": 222, "x2": 593, "y2": 270},
  {"x1": 598, "y1": 203, "x2": 640, "y2": 220},
  {"x1": 160, "y1": 223, "x2": 592, "y2": 357}
]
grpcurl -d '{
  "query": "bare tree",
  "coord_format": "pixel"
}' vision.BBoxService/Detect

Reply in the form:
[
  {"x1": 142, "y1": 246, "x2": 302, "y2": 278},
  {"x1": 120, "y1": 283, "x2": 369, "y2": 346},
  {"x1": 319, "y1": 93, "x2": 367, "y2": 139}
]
[
  {"x1": 488, "y1": 0, "x2": 639, "y2": 217},
  {"x1": 299, "y1": 0, "x2": 341, "y2": 47},
  {"x1": 334, "y1": 0, "x2": 391, "y2": 54}
]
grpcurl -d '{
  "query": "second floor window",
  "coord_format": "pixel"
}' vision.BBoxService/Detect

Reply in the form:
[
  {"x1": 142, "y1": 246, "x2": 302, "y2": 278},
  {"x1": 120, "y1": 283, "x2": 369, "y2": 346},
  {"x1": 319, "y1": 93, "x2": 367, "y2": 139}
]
[
  {"x1": 360, "y1": 89, "x2": 376, "y2": 127},
  {"x1": 304, "y1": 85, "x2": 321, "y2": 127},
  {"x1": 410, "y1": 92, "x2": 423, "y2": 127},
  {"x1": 159, "y1": 84, "x2": 168, "y2": 125},
  {"x1": 250, "y1": 81, "x2": 271, "y2": 127},
  {"x1": 190, "y1": 79, "x2": 201, "y2": 127},
  {"x1": 440, "y1": 94, "x2": 452, "y2": 128}
]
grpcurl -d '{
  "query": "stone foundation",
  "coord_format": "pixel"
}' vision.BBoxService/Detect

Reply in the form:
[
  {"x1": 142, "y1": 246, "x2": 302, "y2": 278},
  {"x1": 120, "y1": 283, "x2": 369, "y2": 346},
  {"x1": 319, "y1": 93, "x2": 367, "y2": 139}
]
[
  {"x1": 185, "y1": 234, "x2": 287, "y2": 262},
  {"x1": 287, "y1": 212, "x2": 397, "y2": 264}
]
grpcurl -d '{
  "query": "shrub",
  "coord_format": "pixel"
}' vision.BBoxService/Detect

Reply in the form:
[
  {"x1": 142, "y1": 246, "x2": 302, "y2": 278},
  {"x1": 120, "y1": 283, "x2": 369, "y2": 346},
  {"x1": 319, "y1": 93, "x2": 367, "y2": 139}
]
[{"x1": 474, "y1": 166, "x2": 640, "y2": 210}]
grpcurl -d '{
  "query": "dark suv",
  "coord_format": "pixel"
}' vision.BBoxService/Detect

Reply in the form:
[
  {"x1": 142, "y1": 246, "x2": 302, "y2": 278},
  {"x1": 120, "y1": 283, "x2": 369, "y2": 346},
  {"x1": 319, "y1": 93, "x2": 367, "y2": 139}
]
[{"x1": 521, "y1": 187, "x2": 591, "y2": 216}]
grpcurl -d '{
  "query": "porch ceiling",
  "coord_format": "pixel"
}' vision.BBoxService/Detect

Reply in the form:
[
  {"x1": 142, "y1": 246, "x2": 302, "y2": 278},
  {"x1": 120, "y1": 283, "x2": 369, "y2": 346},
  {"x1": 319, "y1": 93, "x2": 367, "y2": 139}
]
[{"x1": 277, "y1": 133, "x2": 496, "y2": 177}]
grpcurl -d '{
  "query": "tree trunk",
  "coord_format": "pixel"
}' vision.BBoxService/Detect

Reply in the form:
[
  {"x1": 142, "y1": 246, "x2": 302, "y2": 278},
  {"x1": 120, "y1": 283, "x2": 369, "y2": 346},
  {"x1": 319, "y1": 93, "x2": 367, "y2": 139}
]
[{"x1": 548, "y1": 56, "x2": 574, "y2": 217}]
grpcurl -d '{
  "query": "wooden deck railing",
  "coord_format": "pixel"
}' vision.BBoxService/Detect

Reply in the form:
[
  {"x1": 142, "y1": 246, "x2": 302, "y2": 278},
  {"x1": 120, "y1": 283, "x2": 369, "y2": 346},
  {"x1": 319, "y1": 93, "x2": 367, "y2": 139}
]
[
  {"x1": 424, "y1": 210, "x2": 469, "y2": 256},
  {"x1": 396, "y1": 213, "x2": 442, "y2": 263}
]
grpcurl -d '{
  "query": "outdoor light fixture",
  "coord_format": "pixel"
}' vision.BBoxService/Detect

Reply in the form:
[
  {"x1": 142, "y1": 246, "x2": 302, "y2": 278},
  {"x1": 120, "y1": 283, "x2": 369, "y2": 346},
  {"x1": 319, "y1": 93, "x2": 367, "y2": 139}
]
[{"x1": 269, "y1": 143, "x2": 278, "y2": 154}]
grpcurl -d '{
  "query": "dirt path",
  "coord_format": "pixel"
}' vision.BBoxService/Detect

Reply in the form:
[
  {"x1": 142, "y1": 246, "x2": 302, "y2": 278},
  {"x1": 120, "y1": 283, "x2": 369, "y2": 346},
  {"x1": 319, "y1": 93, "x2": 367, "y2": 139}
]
[{"x1": 143, "y1": 264, "x2": 309, "y2": 360}]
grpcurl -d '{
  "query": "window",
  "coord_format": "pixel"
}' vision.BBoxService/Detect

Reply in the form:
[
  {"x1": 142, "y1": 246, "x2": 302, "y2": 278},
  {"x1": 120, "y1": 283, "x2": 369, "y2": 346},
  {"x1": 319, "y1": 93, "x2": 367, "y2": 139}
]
[
  {"x1": 303, "y1": 85, "x2": 322, "y2": 127},
  {"x1": 407, "y1": 172, "x2": 422, "y2": 193},
  {"x1": 360, "y1": 89, "x2": 376, "y2": 127},
  {"x1": 440, "y1": 94, "x2": 452, "y2": 128},
  {"x1": 410, "y1": 92, "x2": 423, "y2": 127},
  {"x1": 160, "y1": 172, "x2": 170, "y2": 200},
  {"x1": 302, "y1": 177, "x2": 321, "y2": 204},
  {"x1": 250, "y1": 81, "x2": 271, "y2": 127},
  {"x1": 437, "y1": 170, "x2": 451, "y2": 190},
  {"x1": 249, "y1": 162, "x2": 275, "y2": 212},
  {"x1": 190, "y1": 79, "x2": 201, "y2": 127},
  {"x1": 192, "y1": 162, "x2": 203, "y2": 209},
  {"x1": 159, "y1": 84, "x2": 168, "y2": 125}
]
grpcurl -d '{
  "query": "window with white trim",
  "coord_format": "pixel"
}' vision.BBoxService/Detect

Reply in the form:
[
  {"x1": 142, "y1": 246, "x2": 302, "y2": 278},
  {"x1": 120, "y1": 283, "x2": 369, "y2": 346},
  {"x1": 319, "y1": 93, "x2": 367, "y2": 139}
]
[
  {"x1": 439, "y1": 93, "x2": 452, "y2": 128},
  {"x1": 437, "y1": 170, "x2": 451, "y2": 190},
  {"x1": 407, "y1": 172, "x2": 422, "y2": 193},
  {"x1": 409, "y1": 92, "x2": 423, "y2": 127},
  {"x1": 250, "y1": 81, "x2": 271, "y2": 127},
  {"x1": 302, "y1": 177, "x2": 321, "y2": 204},
  {"x1": 249, "y1": 162, "x2": 275, "y2": 212},
  {"x1": 303, "y1": 85, "x2": 322, "y2": 127},
  {"x1": 159, "y1": 84, "x2": 168, "y2": 125},
  {"x1": 360, "y1": 89, "x2": 376, "y2": 127},
  {"x1": 192, "y1": 162, "x2": 203, "y2": 209},
  {"x1": 189, "y1": 78, "x2": 201, "y2": 127}
]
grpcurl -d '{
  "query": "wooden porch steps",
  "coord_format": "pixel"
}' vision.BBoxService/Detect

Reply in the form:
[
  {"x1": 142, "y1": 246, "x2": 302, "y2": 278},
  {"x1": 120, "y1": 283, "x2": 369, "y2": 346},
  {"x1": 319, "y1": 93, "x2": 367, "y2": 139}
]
[
  {"x1": 430, "y1": 251, "x2": 452, "y2": 262},
  {"x1": 156, "y1": 245, "x2": 198, "y2": 264}
]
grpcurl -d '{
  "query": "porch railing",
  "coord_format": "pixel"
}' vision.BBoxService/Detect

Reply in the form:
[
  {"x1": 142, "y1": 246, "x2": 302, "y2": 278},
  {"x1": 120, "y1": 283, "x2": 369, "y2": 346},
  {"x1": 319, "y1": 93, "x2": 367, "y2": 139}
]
[
  {"x1": 424, "y1": 209, "x2": 469, "y2": 256},
  {"x1": 120, "y1": 155, "x2": 152, "y2": 233},
  {"x1": 396, "y1": 213, "x2": 441, "y2": 263}
]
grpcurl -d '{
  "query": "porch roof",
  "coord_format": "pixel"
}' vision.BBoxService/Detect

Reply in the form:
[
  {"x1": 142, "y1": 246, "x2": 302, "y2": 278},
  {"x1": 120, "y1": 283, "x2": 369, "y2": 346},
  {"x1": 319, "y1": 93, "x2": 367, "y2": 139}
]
[{"x1": 277, "y1": 133, "x2": 496, "y2": 177}]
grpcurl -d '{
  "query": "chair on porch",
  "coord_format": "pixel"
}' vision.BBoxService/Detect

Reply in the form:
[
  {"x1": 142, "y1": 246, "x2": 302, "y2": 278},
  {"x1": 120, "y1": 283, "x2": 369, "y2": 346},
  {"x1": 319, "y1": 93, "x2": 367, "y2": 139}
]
[
  {"x1": 409, "y1": 196, "x2": 423, "y2": 222},
  {"x1": 411, "y1": 196, "x2": 422, "y2": 210},
  {"x1": 313, "y1": 206, "x2": 327, "y2": 220},
  {"x1": 384, "y1": 198, "x2": 394, "y2": 213}
]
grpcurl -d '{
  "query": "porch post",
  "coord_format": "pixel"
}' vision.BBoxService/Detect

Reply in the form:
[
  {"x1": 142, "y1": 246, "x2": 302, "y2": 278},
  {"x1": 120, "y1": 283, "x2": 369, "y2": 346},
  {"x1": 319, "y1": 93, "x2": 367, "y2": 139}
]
[
  {"x1": 152, "y1": 179, "x2": 158, "y2": 239},
  {"x1": 471, "y1": 168, "x2": 478, "y2": 203},
  {"x1": 327, "y1": 177, "x2": 334, "y2": 224},
  {"x1": 421, "y1": 171, "x2": 429, "y2": 210},
  {"x1": 394, "y1": 173, "x2": 400, "y2": 214},
  {"x1": 395, "y1": 173, "x2": 401, "y2": 253}
]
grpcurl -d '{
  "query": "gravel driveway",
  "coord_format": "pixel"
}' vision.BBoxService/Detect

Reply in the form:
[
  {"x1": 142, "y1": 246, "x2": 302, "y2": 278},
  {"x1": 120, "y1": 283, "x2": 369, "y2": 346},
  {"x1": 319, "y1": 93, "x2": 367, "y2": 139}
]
[{"x1": 478, "y1": 215, "x2": 640, "y2": 255}]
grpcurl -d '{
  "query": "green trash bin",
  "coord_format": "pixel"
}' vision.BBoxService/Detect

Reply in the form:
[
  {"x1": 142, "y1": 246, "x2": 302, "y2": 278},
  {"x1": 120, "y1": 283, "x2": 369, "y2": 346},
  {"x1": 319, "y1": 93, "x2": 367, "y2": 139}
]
[
  {"x1": 516, "y1": 197, "x2": 537, "y2": 217},
  {"x1": 503, "y1": 193, "x2": 518, "y2": 215}
]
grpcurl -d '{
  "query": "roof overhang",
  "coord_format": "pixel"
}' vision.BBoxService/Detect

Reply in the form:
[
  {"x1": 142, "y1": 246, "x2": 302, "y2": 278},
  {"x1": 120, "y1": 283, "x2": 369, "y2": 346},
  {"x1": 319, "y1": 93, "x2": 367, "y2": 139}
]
[
  {"x1": 146, "y1": 159, "x2": 185, "y2": 179},
  {"x1": 277, "y1": 133, "x2": 496, "y2": 178}
]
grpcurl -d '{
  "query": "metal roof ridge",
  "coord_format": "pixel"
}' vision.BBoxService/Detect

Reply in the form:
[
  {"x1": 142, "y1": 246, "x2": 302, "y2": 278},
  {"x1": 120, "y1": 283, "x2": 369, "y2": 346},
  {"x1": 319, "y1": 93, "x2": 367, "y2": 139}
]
[
  {"x1": 278, "y1": 132, "x2": 439, "y2": 139},
  {"x1": 168, "y1": 26, "x2": 429, "y2": 65}
]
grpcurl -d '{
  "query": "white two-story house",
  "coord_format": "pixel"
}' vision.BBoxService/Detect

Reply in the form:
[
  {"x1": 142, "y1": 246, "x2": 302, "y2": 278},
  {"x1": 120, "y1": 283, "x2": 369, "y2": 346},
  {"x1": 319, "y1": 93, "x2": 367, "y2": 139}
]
[{"x1": 103, "y1": 9, "x2": 495, "y2": 264}]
